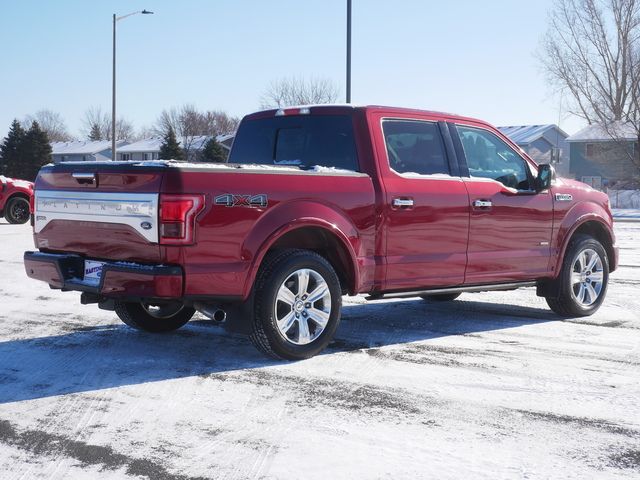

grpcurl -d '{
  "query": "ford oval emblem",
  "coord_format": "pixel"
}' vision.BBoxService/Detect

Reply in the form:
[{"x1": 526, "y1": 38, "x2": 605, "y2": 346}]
[{"x1": 140, "y1": 221, "x2": 152, "y2": 230}]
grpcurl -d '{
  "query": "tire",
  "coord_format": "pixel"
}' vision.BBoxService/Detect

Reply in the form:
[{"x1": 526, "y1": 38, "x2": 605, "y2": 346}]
[
  {"x1": 545, "y1": 234, "x2": 609, "y2": 317},
  {"x1": 420, "y1": 293, "x2": 461, "y2": 302},
  {"x1": 5, "y1": 196, "x2": 30, "y2": 224},
  {"x1": 114, "y1": 301, "x2": 195, "y2": 333},
  {"x1": 250, "y1": 249, "x2": 342, "y2": 360}
]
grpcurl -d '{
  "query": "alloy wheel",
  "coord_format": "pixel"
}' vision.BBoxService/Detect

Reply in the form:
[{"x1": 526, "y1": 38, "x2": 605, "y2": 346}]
[
  {"x1": 570, "y1": 248, "x2": 604, "y2": 307},
  {"x1": 274, "y1": 268, "x2": 332, "y2": 345}
]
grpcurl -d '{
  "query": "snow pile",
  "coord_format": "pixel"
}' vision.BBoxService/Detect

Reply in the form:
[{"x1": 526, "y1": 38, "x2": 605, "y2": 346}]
[{"x1": 609, "y1": 190, "x2": 640, "y2": 209}]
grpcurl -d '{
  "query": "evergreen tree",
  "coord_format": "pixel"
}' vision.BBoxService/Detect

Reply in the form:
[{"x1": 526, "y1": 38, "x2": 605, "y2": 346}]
[
  {"x1": 201, "y1": 136, "x2": 227, "y2": 163},
  {"x1": 0, "y1": 119, "x2": 26, "y2": 177},
  {"x1": 159, "y1": 127, "x2": 184, "y2": 160},
  {"x1": 21, "y1": 121, "x2": 52, "y2": 181},
  {"x1": 88, "y1": 123, "x2": 102, "y2": 141}
]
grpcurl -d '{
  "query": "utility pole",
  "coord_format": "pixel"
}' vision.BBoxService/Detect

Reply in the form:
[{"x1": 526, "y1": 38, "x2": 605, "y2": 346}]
[
  {"x1": 346, "y1": 0, "x2": 352, "y2": 103},
  {"x1": 112, "y1": 14, "x2": 116, "y2": 159},
  {"x1": 112, "y1": 10, "x2": 153, "y2": 161}
]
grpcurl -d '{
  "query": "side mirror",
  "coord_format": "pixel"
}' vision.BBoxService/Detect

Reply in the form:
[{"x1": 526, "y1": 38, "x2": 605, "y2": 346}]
[{"x1": 536, "y1": 163, "x2": 556, "y2": 192}]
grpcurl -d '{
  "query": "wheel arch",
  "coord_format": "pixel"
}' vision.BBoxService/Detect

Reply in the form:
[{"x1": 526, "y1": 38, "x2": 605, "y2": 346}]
[
  {"x1": 556, "y1": 215, "x2": 616, "y2": 275},
  {"x1": 241, "y1": 203, "x2": 362, "y2": 299},
  {"x1": 265, "y1": 225, "x2": 358, "y2": 293},
  {"x1": 7, "y1": 191, "x2": 30, "y2": 203}
]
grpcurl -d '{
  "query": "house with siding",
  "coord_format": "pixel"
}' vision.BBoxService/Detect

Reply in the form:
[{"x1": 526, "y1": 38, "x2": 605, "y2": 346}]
[
  {"x1": 115, "y1": 137, "x2": 163, "y2": 161},
  {"x1": 116, "y1": 134, "x2": 235, "y2": 162},
  {"x1": 51, "y1": 140, "x2": 127, "y2": 163},
  {"x1": 498, "y1": 124, "x2": 570, "y2": 176},
  {"x1": 566, "y1": 122, "x2": 638, "y2": 190}
]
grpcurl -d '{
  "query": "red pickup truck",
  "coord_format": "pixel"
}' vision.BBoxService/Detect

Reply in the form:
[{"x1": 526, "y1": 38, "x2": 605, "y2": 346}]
[
  {"x1": 1, "y1": 175, "x2": 33, "y2": 224},
  {"x1": 24, "y1": 105, "x2": 618, "y2": 359}
]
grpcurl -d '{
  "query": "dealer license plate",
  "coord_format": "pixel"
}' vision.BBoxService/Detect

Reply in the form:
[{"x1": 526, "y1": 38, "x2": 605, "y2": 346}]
[{"x1": 83, "y1": 260, "x2": 105, "y2": 285}]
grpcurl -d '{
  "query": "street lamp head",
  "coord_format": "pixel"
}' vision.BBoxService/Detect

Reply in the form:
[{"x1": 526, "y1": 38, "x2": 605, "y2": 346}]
[{"x1": 141, "y1": 9, "x2": 154, "y2": 14}]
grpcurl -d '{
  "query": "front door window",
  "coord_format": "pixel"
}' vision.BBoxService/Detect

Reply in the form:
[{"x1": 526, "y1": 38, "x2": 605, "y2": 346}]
[{"x1": 457, "y1": 126, "x2": 532, "y2": 190}]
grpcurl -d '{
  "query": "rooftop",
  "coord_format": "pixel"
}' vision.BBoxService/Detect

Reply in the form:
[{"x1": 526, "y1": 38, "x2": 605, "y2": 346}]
[
  {"x1": 118, "y1": 135, "x2": 233, "y2": 153},
  {"x1": 566, "y1": 121, "x2": 637, "y2": 142},
  {"x1": 498, "y1": 124, "x2": 568, "y2": 145},
  {"x1": 117, "y1": 137, "x2": 163, "y2": 153},
  {"x1": 50, "y1": 140, "x2": 126, "y2": 155}
]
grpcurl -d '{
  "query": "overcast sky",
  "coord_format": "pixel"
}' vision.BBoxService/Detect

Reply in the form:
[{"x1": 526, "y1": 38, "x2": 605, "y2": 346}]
[{"x1": 0, "y1": 0, "x2": 584, "y2": 139}]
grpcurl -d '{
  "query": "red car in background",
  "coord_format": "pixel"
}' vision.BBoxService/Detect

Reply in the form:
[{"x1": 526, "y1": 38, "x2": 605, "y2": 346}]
[{"x1": 0, "y1": 176, "x2": 33, "y2": 224}]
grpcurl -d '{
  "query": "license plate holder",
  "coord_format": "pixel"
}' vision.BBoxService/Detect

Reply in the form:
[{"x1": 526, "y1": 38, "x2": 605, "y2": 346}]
[{"x1": 83, "y1": 260, "x2": 105, "y2": 286}]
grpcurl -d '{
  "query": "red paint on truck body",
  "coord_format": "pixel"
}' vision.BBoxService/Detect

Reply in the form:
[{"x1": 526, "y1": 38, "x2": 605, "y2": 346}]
[{"x1": 25, "y1": 106, "x2": 617, "y2": 304}]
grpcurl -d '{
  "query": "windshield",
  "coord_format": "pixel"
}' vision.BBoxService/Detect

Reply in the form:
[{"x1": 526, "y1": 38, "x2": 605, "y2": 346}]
[{"x1": 228, "y1": 115, "x2": 359, "y2": 171}]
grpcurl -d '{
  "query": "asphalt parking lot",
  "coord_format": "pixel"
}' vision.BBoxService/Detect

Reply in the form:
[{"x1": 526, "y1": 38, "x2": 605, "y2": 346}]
[{"x1": 0, "y1": 220, "x2": 639, "y2": 479}]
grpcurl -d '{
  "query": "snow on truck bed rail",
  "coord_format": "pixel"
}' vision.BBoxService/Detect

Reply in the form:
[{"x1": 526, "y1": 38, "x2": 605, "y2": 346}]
[
  {"x1": 47, "y1": 160, "x2": 358, "y2": 174},
  {"x1": 164, "y1": 161, "x2": 357, "y2": 174}
]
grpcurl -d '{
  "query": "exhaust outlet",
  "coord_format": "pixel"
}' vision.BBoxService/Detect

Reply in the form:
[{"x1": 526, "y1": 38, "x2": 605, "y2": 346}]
[{"x1": 194, "y1": 303, "x2": 227, "y2": 323}]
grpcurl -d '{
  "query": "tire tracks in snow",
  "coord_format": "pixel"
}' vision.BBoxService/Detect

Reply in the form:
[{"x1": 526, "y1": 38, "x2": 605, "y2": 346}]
[{"x1": 0, "y1": 418, "x2": 210, "y2": 480}]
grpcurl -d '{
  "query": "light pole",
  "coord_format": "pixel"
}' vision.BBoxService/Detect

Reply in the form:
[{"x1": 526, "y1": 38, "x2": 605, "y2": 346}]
[
  {"x1": 346, "y1": 0, "x2": 352, "y2": 103},
  {"x1": 112, "y1": 9, "x2": 153, "y2": 160}
]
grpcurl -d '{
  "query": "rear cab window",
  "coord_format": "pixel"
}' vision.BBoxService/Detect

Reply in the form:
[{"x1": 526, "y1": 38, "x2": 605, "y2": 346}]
[
  {"x1": 229, "y1": 115, "x2": 359, "y2": 172},
  {"x1": 382, "y1": 120, "x2": 450, "y2": 176}
]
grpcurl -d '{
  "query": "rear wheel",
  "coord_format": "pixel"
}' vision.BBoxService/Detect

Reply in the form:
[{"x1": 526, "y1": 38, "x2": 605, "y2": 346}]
[
  {"x1": 5, "y1": 196, "x2": 30, "y2": 224},
  {"x1": 114, "y1": 301, "x2": 195, "y2": 332},
  {"x1": 545, "y1": 235, "x2": 609, "y2": 317},
  {"x1": 421, "y1": 293, "x2": 461, "y2": 302},
  {"x1": 250, "y1": 249, "x2": 342, "y2": 360}
]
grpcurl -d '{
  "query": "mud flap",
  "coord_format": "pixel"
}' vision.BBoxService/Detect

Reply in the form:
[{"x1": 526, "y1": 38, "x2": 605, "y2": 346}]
[
  {"x1": 536, "y1": 279, "x2": 560, "y2": 299},
  {"x1": 221, "y1": 294, "x2": 255, "y2": 335}
]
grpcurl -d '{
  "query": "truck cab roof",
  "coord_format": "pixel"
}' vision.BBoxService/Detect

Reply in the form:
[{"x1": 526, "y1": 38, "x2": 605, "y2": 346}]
[{"x1": 246, "y1": 104, "x2": 487, "y2": 126}]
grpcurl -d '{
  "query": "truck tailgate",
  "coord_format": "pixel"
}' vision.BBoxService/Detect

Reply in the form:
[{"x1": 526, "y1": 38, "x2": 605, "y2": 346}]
[{"x1": 33, "y1": 162, "x2": 165, "y2": 262}]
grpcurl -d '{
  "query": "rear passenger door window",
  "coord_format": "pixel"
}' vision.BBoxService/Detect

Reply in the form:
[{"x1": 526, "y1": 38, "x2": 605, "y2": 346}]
[
  {"x1": 456, "y1": 126, "x2": 532, "y2": 190},
  {"x1": 382, "y1": 120, "x2": 450, "y2": 176}
]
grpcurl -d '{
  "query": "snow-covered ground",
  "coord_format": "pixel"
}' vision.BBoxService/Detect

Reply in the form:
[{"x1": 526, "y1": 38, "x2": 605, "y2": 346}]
[
  {"x1": 614, "y1": 208, "x2": 640, "y2": 221},
  {"x1": 0, "y1": 220, "x2": 639, "y2": 479}
]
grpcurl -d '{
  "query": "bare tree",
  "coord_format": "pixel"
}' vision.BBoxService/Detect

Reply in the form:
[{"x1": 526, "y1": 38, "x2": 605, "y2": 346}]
[
  {"x1": 202, "y1": 110, "x2": 240, "y2": 135},
  {"x1": 81, "y1": 106, "x2": 108, "y2": 140},
  {"x1": 153, "y1": 105, "x2": 201, "y2": 159},
  {"x1": 136, "y1": 125, "x2": 155, "y2": 140},
  {"x1": 23, "y1": 109, "x2": 73, "y2": 142},
  {"x1": 153, "y1": 105, "x2": 239, "y2": 160},
  {"x1": 80, "y1": 106, "x2": 134, "y2": 141},
  {"x1": 540, "y1": 0, "x2": 640, "y2": 171},
  {"x1": 114, "y1": 117, "x2": 134, "y2": 141},
  {"x1": 259, "y1": 77, "x2": 340, "y2": 109}
]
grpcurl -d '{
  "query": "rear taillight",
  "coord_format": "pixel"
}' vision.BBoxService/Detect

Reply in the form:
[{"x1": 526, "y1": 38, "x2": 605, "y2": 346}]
[{"x1": 159, "y1": 194, "x2": 205, "y2": 245}]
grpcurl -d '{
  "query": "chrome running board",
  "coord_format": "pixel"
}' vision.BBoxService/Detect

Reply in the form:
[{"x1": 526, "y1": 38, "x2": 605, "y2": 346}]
[{"x1": 366, "y1": 281, "x2": 537, "y2": 301}]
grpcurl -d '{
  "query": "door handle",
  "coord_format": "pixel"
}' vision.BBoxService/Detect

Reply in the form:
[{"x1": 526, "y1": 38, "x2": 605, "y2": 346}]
[
  {"x1": 392, "y1": 198, "x2": 414, "y2": 208},
  {"x1": 472, "y1": 199, "x2": 492, "y2": 208}
]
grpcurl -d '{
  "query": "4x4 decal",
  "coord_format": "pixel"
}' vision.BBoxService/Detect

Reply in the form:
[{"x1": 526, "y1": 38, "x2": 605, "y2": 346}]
[{"x1": 214, "y1": 194, "x2": 268, "y2": 208}]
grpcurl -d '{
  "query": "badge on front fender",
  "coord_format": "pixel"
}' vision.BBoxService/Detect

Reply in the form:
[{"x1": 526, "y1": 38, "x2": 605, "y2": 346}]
[{"x1": 555, "y1": 193, "x2": 573, "y2": 201}]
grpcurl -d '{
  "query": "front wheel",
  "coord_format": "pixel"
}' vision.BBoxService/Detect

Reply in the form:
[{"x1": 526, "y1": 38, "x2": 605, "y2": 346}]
[
  {"x1": 5, "y1": 196, "x2": 30, "y2": 224},
  {"x1": 250, "y1": 249, "x2": 342, "y2": 360},
  {"x1": 546, "y1": 235, "x2": 609, "y2": 317},
  {"x1": 114, "y1": 301, "x2": 195, "y2": 332}
]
